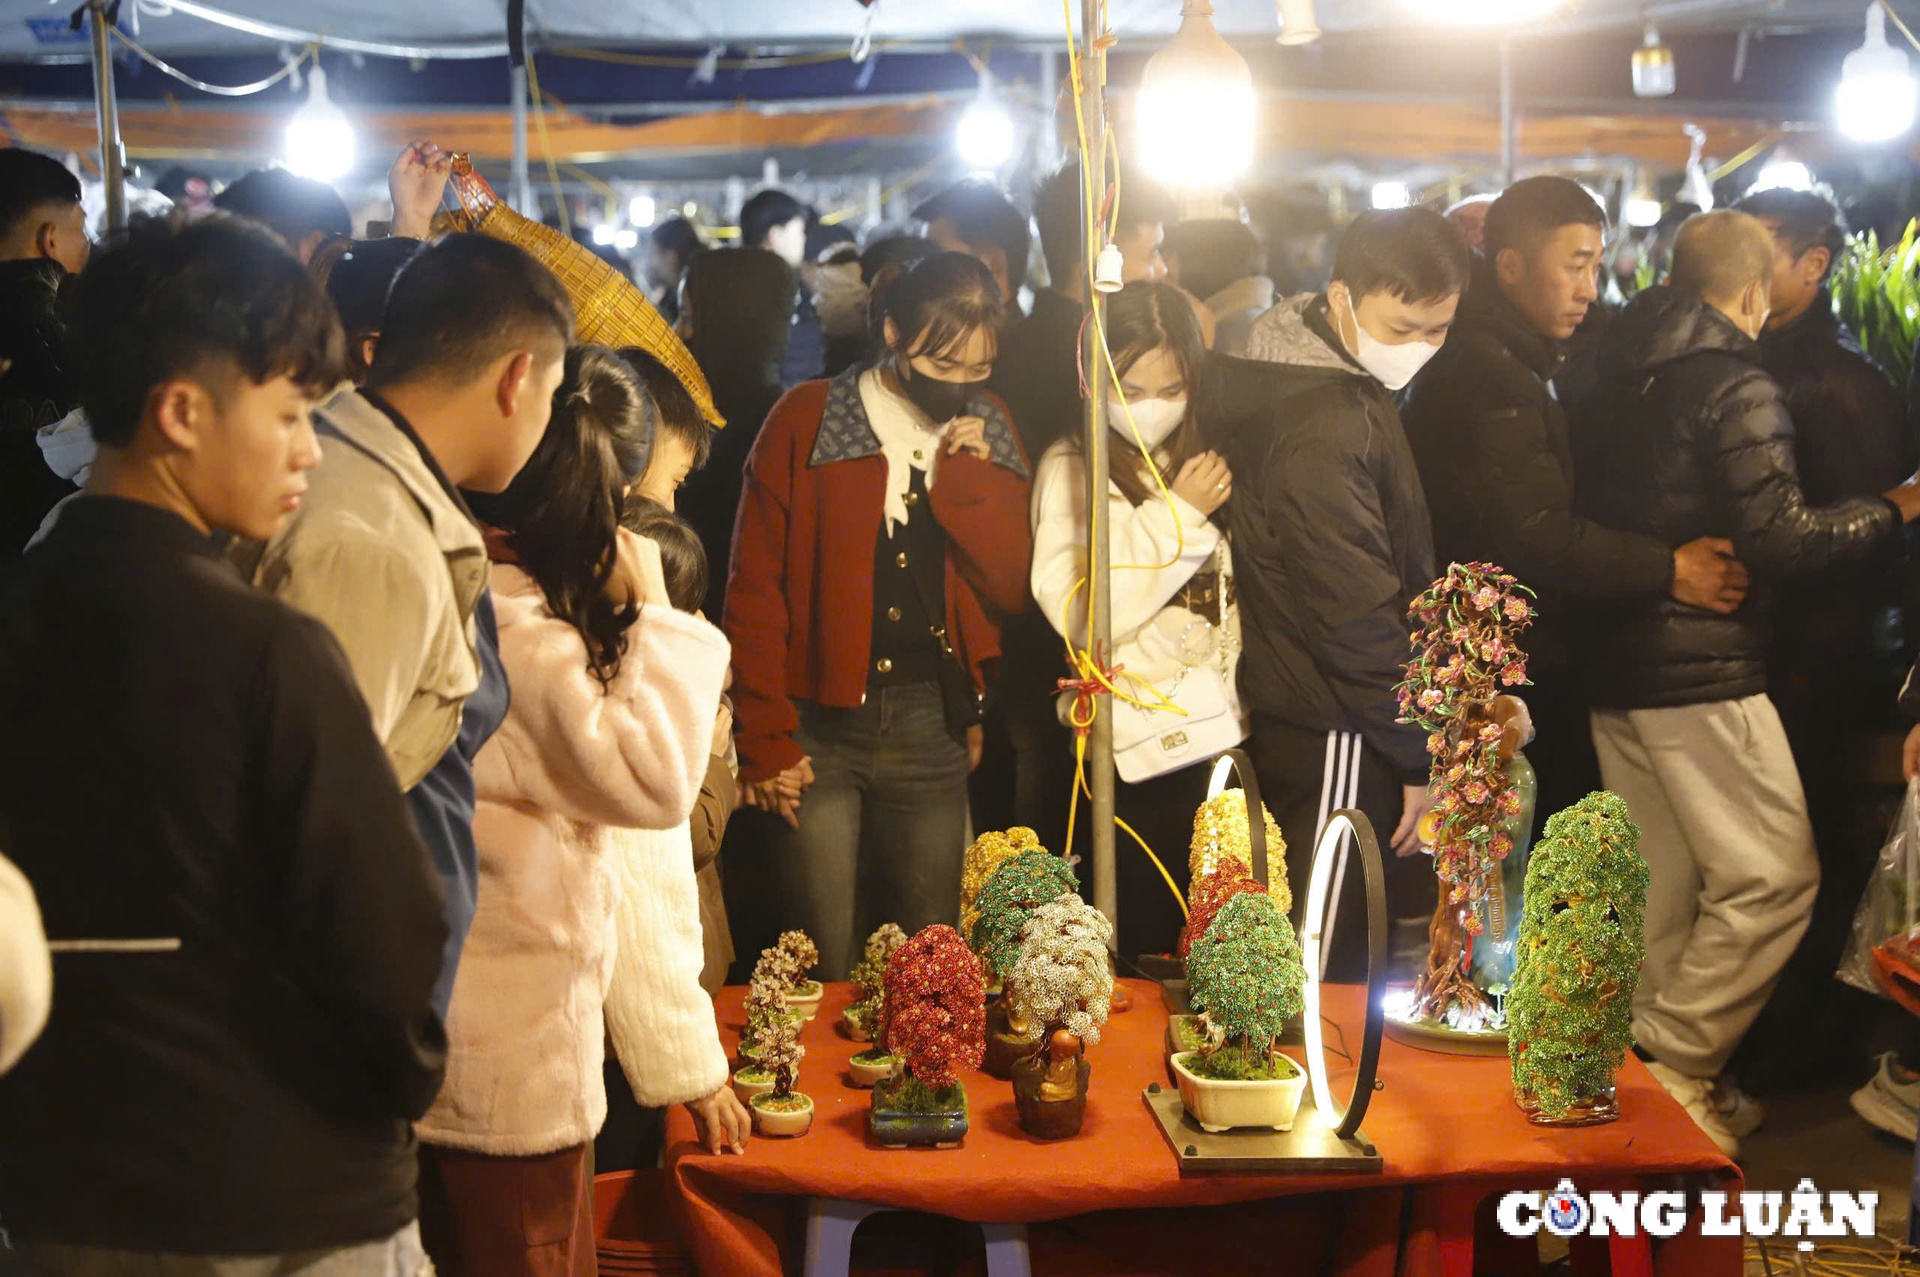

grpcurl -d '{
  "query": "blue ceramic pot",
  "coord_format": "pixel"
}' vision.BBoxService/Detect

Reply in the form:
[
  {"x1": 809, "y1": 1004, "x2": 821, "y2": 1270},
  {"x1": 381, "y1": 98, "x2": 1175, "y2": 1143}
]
[{"x1": 869, "y1": 1073, "x2": 970, "y2": 1148}]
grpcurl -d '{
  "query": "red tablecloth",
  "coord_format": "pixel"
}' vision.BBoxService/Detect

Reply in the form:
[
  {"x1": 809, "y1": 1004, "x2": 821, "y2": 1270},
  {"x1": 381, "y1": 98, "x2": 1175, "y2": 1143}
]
[{"x1": 663, "y1": 981, "x2": 1742, "y2": 1276}]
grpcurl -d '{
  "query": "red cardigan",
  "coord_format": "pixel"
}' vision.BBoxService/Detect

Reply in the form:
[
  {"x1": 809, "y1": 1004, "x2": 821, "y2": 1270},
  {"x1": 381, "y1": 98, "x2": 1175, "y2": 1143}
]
[{"x1": 724, "y1": 374, "x2": 1034, "y2": 782}]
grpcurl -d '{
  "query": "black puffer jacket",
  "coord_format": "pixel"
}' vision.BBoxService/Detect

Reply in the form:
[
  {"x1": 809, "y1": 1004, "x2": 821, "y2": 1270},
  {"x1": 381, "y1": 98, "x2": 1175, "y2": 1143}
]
[
  {"x1": 1215, "y1": 294, "x2": 1435, "y2": 777},
  {"x1": 1400, "y1": 259, "x2": 1672, "y2": 671},
  {"x1": 1578, "y1": 285, "x2": 1898, "y2": 709}
]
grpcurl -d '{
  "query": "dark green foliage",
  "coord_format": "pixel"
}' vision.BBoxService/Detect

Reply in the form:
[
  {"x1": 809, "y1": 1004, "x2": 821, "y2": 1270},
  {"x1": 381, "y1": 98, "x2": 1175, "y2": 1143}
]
[
  {"x1": 1185, "y1": 893, "x2": 1305, "y2": 1052},
  {"x1": 1508, "y1": 791, "x2": 1650, "y2": 1120},
  {"x1": 967, "y1": 851, "x2": 1080, "y2": 979}
]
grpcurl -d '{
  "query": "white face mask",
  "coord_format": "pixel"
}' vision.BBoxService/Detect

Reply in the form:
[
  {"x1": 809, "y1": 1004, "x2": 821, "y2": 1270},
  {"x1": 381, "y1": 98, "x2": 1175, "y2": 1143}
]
[
  {"x1": 1333, "y1": 287, "x2": 1441, "y2": 391},
  {"x1": 1108, "y1": 395, "x2": 1187, "y2": 451}
]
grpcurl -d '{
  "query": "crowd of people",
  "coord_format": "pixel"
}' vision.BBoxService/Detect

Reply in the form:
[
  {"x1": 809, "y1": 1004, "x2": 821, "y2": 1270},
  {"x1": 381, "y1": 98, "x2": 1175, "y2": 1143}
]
[{"x1": 2, "y1": 127, "x2": 1920, "y2": 1273}]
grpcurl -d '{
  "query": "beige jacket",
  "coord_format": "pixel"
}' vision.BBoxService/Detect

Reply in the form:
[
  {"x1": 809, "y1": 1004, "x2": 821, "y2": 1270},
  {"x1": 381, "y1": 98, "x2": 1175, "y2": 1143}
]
[{"x1": 250, "y1": 390, "x2": 489, "y2": 790}]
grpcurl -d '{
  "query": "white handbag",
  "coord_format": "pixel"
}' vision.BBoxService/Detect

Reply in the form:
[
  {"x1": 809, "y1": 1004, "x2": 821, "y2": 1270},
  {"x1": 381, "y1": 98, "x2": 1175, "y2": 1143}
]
[{"x1": 1106, "y1": 541, "x2": 1249, "y2": 784}]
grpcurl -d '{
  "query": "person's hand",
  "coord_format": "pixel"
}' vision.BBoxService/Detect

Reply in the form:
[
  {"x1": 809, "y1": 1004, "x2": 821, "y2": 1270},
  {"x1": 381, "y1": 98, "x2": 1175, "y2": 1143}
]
[
  {"x1": 967, "y1": 723, "x2": 984, "y2": 773},
  {"x1": 744, "y1": 758, "x2": 813, "y2": 827},
  {"x1": 1170, "y1": 451, "x2": 1232, "y2": 516},
  {"x1": 711, "y1": 702, "x2": 734, "y2": 757},
  {"x1": 945, "y1": 416, "x2": 990, "y2": 461},
  {"x1": 1904, "y1": 723, "x2": 1920, "y2": 781},
  {"x1": 387, "y1": 141, "x2": 453, "y2": 240},
  {"x1": 1670, "y1": 536, "x2": 1749, "y2": 614},
  {"x1": 1391, "y1": 783, "x2": 1434, "y2": 857},
  {"x1": 1886, "y1": 473, "x2": 1920, "y2": 524},
  {"x1": 684, "y1": 1084, "x2": 751, "y2": 1154}
]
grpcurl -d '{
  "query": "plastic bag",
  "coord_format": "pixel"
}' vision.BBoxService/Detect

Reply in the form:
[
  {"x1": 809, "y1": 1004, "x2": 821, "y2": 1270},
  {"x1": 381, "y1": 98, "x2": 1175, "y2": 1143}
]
[{"x1": 1839, "y1": 777, "x2": 1920, "y2": 996}]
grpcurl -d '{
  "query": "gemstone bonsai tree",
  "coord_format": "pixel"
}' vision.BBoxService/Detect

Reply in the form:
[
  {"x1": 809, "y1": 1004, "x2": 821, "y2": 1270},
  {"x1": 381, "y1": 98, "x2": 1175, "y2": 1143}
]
[
  {"x1": 1190, "y1": 791, "x2": 1291, "y2": 918},
  {"x1": 1176, "y1": 892, "x2": 1310, "y2": 1131},
  {"x1": 1006, "y1": 894, "x2": 1114, "y2": 1138},
  {"x1": 845, "y1": 922, "x2": 907, "y2": 1042},
  {"x1": 968, "y1": 850, "x2": 1081, "y2": 1077},
  {"x1": 772, "y1": 929, "x2": 822, "y2": 1017},
  {"x1": 739, "y1": 966, "x2": 812, "y2": 1136},
  {"x1": 1508, "y1": 792, "x2": 1649, "y2": 1126},
  {"x1": 1394, "y1": 561, "x2": 1537, "y2": 1031},
  {"x1": 872, "y1": 924, "x2": 986, "y2": 1148},
  {"x1": 961, "y1": 827, "x2": 1044, "y2": 947}
]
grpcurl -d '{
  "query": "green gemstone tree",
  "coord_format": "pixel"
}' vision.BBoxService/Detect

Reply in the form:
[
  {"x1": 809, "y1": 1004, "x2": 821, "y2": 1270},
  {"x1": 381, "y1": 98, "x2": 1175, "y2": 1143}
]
[
  {"x1": 968, "y1": 851, "x2": 1081, "y2": 983},
  {"x1": 1507, "y1": 792, "x2": 1649, "y2": 1125},
  {"x1": 847, "y1": 923, "x2": 908, "y2": 1043},
  {"x1": 1183, "y1": 893, "x2": 1306, "y2": 1080}
]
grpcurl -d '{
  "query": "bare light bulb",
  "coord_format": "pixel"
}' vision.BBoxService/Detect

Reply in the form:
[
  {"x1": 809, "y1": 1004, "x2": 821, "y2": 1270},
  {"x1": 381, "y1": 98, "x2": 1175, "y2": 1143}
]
[
  {"x1": 284, "y1": 65, "x2": 355, "y2": 183},
  {"x1": 1632, "y1": 23, "x2": 1676, "y2": 97},
  {"x1": 1140, "y1": 0, "x2": 1256, "y2": 188},
  {"x1": 956, "y1": 98, "x2": 1016, "y2": 171},
  {"x1": 1837, "y1": 3, "x2": 1917, "y2": 143},
  {"x1": 1371, "y1": 180, "x2": 1411, "y2": 210}
]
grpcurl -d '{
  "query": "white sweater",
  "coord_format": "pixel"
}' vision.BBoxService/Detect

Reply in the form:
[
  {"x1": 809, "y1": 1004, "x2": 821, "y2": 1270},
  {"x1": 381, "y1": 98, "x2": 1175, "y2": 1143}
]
[
  {"x1": 416, "y1": 542, "x2": 731, "y2": 1155},
  {"x1": 0, "y1": 851, "x2": 50, "y2": 1076},
  {"x1": 1028, "y1": 440, "x2": 1231, "y2": 694}
]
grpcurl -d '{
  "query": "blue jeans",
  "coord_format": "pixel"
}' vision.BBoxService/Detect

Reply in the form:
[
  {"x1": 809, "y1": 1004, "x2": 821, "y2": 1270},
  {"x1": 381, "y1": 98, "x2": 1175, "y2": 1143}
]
[{"x1": 767, "y1": 683, "x2": 971, "y2": 979}]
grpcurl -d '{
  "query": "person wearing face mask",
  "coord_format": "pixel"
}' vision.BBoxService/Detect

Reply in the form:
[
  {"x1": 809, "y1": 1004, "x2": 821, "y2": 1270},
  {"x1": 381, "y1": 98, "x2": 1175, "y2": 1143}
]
[
  {"x1": 1577, "y1": 209, "x2": 1920, "y2": 1159},
  {"x1": 1224, "y1": 208, "x2": 1467, "y2": 983},
  {"x1": 722, "y1": 251, "x2": 1033, "y2": 979},
  {"x1": 1029, "y1": 281, "x2": 1244, "y2": 960},
  {"x1": 1401, "y1": 177, "x2": 1751, "y2": 842}
]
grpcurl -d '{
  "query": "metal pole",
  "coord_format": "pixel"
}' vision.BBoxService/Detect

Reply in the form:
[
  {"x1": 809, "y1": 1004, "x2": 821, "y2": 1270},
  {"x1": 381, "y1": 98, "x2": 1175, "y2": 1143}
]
[
  {"x1": 1498, "y1": 36, "x2": 1515, "y2": 186},
  {"x1": 1041, "y1": 48, "x2": 1061, "y2": 167},
  {"x1": 507, "y1": 0, "x2": 532, "y2": 216},
  {"x1": 1080, "y1": 0, "x2": 1118, "y2": 935},
  {"x1": 88, "y1": 0, "x2": 125, "y2": 233}
]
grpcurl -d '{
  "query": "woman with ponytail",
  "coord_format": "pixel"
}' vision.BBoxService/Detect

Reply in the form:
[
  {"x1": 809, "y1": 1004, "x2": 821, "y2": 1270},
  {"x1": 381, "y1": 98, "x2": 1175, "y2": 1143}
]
[
  {"x1": 416, "y1": 346, "x2": 745, "y2": 1275},
  {"x1": 723, "y1": 252, "x2": 1034, "y2": 978}
]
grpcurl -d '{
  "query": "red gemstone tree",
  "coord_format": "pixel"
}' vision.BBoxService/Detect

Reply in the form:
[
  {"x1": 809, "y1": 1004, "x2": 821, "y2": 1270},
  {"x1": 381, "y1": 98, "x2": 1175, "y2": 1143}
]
[{"x1": 882, "y1": 924, "x2": 987, "y2": 1092}]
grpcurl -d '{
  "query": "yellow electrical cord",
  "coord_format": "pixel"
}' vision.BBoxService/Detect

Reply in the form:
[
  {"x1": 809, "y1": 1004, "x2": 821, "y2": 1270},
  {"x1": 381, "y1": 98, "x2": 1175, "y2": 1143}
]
[
  {"x1": 523, "y1": 56, "x2": 571, "y2": 239},
  {"x1": 1054, "y1": 0, "x2": 1202, "y2": 920}
]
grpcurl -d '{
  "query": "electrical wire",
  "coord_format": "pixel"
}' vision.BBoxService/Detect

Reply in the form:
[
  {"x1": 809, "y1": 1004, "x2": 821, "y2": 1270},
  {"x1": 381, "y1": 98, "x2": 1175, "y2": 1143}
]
[
  {"x1": 110, "y1": 27, "x2": 314, "y2": 96},
  {"x1": 523, "y1": 55, "x2": 570, "y2": 239},
  {"x1": 546, "y1": 42, "x2": 907, "y2": 71},
  {"x1": 1880, "y1": 0, "x2": 1920, "y2": 54}
]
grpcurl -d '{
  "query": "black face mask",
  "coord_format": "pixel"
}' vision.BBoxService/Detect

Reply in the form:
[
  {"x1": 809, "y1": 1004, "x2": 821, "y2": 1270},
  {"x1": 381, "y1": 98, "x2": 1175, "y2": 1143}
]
[{"x1": 895, "y1": 355, "x2": 987, "y2": 425}]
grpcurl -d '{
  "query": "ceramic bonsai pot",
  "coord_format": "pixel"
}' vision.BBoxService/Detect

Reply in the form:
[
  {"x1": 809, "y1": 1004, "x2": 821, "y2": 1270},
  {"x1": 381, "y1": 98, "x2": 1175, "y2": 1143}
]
[
  {"x1": 868, "y1": 1073, "x2": 969, "y2": 1148},
  {"x1": 847, "y1": 1048, "x2": 899, "y2": 1089},
  {"x1": 840, "y1": 1006, "x2": 875, "y2": 1042},
  {"x1": 749, "y1": 1092, "x2": 815, "y2": 1137},
  {"x1": 730, "y1": 1065, "x2": 775, "y2": 1105},
  {"x1": 784, "y1": 980, "x2": 824, "y2": 1021},
  {"x1": 736, "y1": 1039, "x2": 764, "y2": 1067},
  {"x1": 1170, "y1": 1050, "x2": 1307, "y2": 1133},
  {"x1": 1011, "y1": 1053, "x2": 1091, "y2": 1140},
  {"x1": 982, "y1": 998, "x2": 1042, "y2": 1081}
]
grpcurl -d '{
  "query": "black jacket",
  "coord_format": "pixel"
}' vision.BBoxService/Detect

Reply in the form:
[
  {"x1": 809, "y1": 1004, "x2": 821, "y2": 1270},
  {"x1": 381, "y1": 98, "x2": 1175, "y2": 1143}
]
[
  {"x1": 0, "y1": 258, "x2": 80, "y2": 560},
  {"x1": 1399, "y1": 260, "x2": 1672, "y2": 670},
  {"x1": 1759, "y1": 294, "x2": 1913, "y2": 664},
  {"x1": 990, "y1": 287, "x2": 1086, "y2": 463},
  {"x1": 1216, "y1": 295, "x2": 1435, "y2": 777},
  {"x1": 1577, "y1": 286, "x2": 1898, "y2": 709},
  {"x1": 0, "y1": 497, "x2": 449, "y2": 1253}
]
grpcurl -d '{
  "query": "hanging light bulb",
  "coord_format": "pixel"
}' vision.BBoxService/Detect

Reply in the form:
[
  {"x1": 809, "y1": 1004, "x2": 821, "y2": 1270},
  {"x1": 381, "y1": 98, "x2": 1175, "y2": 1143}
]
[
  {"x1": 1632, "y1": 22, "x2": 1676, "y2": 97},
  {"x1": 1276, "y1": 0, "x2": 1321, "y2": 45},
  {"x1": 1622, "y1": 170, "x2": 1662, "y2": 228},
  {"x1": 1837, "y1": 2, "x2": 1917, "y2": 143},
  {"x1": 1371, "y1": 180, "x2": 1412, "y2": 210},
  {"x1": 1750, "y1": 155, "x2": 1814, "y2": 193},
  {"x1": 1400, "y1": 0, "x2": 1563, "y2": 26},
  {"x1": 1139, "y1": 0, "x2": 1256, "y2": 188},
  {"x1": 629, "y1": 194, "x2": 657, "y2": 226},
  {"x1": 956, "y1": 72, "x2": 1016, "y2": 171},
  {"x1": 284, "y1": 65, "x2": 355, "y2": 183}
]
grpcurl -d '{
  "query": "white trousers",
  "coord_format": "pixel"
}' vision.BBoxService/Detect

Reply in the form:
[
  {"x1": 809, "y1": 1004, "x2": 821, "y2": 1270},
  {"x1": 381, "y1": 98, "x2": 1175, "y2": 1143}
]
[{"x1": 1590, "y1": 695, "x2": 1819, "y2": 1079}]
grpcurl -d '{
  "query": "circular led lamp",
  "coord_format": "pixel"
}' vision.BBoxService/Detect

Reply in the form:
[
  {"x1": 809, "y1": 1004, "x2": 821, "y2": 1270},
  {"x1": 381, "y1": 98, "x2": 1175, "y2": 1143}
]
[
  {"x1": 1299, "y1": 808, "x2": 1387, "y2": 1141},
  {"x1": 1204, "y1": 749, "x2": 1270, "y2": 884}
]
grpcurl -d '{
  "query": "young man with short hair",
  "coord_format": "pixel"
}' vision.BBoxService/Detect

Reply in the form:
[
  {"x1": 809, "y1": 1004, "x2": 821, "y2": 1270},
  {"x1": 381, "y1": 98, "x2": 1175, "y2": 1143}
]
[
  {"x1": 914, "y1": 177, "x2": 1033, "y2": 310},
  {"x1": 1401, "y1": 175, "x2": 1751, "y2": 831},
  {"x1": 1732, "y1": 186, "x2": 1918, "y2": 1090},
  {"x1": 1582, "y1": 209, "x2": 1920, "y2": 1156},
  {"x1": 212, "y1": 166, "x2": 354, "y2": 264},
  {"x1": 0, "y1": 216, "x2": 448, "y2": 1272},
  {"x1": 1229, "y1": 208, "x2": 1467, "y2": 979},
  {"x1": 0, "y1": 147, "x2": 91, "y2": 558},
  {"x1": 251, "y1": 233, "x2": 573, "y2": 1026},
  {"x1": 1165, "y1": 216, "x2": 1272, "y2": 356},
  {"x1": 739, "y1": 188, "x2": 820, "y2": 387}
]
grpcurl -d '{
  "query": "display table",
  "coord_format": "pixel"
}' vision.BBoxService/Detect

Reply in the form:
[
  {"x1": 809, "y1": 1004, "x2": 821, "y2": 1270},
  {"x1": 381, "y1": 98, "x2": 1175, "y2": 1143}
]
[{"x1": 663, "y1": 981, "x2": 1741, "y2": 1277}]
